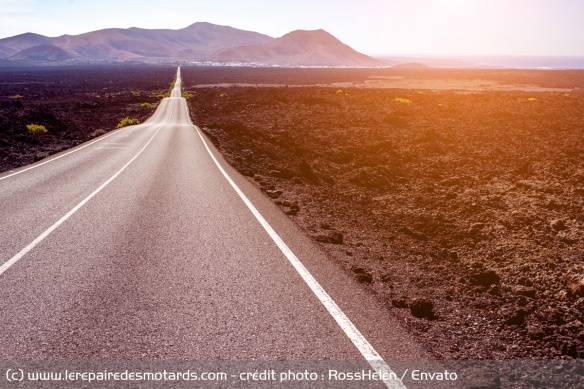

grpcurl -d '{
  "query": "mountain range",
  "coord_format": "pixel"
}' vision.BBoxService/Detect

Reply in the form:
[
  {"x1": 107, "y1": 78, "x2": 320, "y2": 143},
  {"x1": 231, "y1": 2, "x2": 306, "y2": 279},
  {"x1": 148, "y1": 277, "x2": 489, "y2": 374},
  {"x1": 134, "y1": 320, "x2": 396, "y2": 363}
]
[{"x1": 0, "y1": 22, "x2": 384, "y2": 67}]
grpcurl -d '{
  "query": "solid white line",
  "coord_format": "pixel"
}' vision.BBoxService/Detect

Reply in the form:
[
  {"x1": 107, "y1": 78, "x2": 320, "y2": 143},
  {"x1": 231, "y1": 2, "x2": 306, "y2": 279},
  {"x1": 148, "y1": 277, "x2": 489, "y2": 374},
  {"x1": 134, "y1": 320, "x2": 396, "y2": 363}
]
[
  {"x1": 185, "y1": 100, "x2": 406, "y2": 389},
  {"x1": 0, "y1": 98, "x2": 169, "y2": 182},
  {"x1": 0, "y1": 125, "x2": 164, "y2": 277}
]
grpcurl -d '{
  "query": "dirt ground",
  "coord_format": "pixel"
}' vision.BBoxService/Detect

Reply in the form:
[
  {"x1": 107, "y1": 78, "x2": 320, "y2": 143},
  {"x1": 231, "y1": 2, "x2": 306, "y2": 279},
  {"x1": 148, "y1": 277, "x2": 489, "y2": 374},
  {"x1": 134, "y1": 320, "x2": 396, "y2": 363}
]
[{"x1": 182, "y1": 67, "x2": 584, "y2": 363}]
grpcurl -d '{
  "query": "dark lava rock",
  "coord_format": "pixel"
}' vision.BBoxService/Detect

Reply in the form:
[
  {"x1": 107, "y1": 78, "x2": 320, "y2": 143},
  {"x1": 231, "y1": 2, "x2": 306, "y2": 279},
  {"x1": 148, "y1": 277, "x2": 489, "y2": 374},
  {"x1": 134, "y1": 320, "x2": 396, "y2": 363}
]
[
  {"x1": 410, "y1": 298, "x2": 435, "y2": 319},
  {"x1": 277, "y1": 199, "x2": 300, "y2": 216},
  {"x1": 316, "y1": 231, "x2": 344, "y2": 244},
  {"x1": 500, "y1": 304, "x2": 529, "y2": 326},
  {"x1": 299, "y1": 159, "x2": 318, "y2": 183},
  {"x1": 468, "y1": 222, "x2": 486, "y2": 237},
  {"x1": 241, "y1": 149, "x2": 254, "y2": 159},
  {"x1": 463, "y1": 368, "x2": 501, "y2": 389},
  {"x1": 514, "y1": 285, "x2": 537, "y2": 298},
  {"x1": 392, "y1": 298, "x2": 409, "y2": 309},
  {"x1": 469, "y1": 270, "x2": 500, "y2": 287},
  {"x1": 550, "y1": 219, "x2": 567, "y2": 231},
  {"x1": 269, "y1": 168, "x2": 295, "y2": 179},
  {"x1": 35, "y1": 151, "x2": 50, "y2": 161},
  {"x1": 398, "y1": 226, "x2": 429, "y2": 241},
  {"x1": 265, "y1": 190, "x2": 283, "y2": 199},
  {"x1": 565, "y1": 272, "x2": 584, "y2": 297},
  {"x1": 351, "y1": 267, "x2": 373, "y2": 284}
]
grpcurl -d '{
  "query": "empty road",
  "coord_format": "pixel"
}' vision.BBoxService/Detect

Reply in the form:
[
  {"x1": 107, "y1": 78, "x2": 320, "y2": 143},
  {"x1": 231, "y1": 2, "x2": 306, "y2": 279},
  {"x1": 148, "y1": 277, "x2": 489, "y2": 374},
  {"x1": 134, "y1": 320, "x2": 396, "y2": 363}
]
[{"x1": 0, "y1": 68, "x2": 431, "y2": 388}]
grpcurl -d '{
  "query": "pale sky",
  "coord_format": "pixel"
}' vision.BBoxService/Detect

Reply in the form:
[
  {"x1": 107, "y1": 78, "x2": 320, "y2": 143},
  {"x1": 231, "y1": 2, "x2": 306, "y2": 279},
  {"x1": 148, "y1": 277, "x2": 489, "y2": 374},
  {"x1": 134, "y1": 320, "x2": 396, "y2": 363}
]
[{"x1": 0, "y1": 0, "x2": 583, "y2": 56}]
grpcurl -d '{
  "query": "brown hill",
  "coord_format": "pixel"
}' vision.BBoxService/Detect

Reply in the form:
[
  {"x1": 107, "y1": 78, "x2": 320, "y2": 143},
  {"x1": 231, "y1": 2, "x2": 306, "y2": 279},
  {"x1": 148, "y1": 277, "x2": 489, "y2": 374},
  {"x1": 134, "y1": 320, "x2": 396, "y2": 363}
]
[
  {"x1": 0, "y1": 33, "x2": 52, "y2": 58},
  {"x1": 0, "y1": 24, "x2": 382, "y2": 67},
  {"x1": 8, "y1": 45, "x2": 76, "y2": 62},
  {"x1": 209, "y1": 29, "x2": 384, "y2": 67},
  {"x1": 0, "y1": 23, "x2": 273, "y2": 62}
]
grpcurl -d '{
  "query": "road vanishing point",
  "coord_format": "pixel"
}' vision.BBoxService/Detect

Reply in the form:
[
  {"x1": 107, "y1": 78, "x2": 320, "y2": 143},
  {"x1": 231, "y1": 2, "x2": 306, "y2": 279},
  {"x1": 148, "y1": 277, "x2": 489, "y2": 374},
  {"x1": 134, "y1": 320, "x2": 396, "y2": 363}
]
[{"x1": 0, "y1": 68, "x2": 430, "y2": 388}]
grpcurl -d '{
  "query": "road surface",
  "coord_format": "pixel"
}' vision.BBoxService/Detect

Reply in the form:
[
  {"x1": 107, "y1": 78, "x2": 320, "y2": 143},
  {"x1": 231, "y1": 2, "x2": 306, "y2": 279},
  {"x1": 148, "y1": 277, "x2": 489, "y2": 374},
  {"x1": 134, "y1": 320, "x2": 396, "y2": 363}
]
[{"x1": 0, "y1": 68, "x2": 431, "y2": 387}]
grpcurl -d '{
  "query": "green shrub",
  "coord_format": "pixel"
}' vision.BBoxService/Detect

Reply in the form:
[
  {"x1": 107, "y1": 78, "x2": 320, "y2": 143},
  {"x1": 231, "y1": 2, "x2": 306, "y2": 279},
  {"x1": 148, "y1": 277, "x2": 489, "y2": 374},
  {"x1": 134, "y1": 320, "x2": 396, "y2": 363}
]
[
  {"x1": 182, "y1": 92, "x2": 194, "y2": 99},
  {"x1": 116, "y1": 117, "x2": 140, "y2": 129},
  {"x1": 131, "y1": 91, "x2": 141, "y2": 97},
  {"x1": 141, "y1": 102, "x2": 153, "y2": 108},
  {"x1": 9, "y1": 94, "x2": 22, "y2": 99},
  {"x1": 26, "y1": 123, "x2": 48, "y2": 137}
]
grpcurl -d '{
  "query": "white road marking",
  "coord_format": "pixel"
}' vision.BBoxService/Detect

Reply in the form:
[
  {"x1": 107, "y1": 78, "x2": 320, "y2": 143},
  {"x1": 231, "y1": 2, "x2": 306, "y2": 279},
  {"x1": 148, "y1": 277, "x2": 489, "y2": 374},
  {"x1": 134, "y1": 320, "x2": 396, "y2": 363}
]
[
  {"x1": 0, "y1": 99, "x2": 169, "y2": 181},
  {"x1": 0, "y1": 124, "x2": 165, "y2": 277},
  {"x1": 185, "y1": 99, "x2": 407, "y2": 389},
  {"x1": 0, "y1": 130, "x2": 120, "y2": 181}
]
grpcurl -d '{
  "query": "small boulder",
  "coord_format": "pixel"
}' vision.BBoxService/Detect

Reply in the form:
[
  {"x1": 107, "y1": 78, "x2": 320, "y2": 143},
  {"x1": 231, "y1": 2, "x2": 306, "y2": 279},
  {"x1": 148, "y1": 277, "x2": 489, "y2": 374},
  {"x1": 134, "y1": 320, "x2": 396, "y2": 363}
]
[
  {"x1": 409, "y1": 298, "x2": 435, "y2": 319},
  {"x1": 351, "y1": 267, "x2": 373, "y2": 284},
  {"x1": 468, "y1": 222, "x2": 486, "y2": 237},
  {"x1": 513, "y1": 285, "x2": 536, "y2": 298},
  {"x1": 398, "y1": 226, "x2": 428, "y2": 241},
  {"x1": 265, "y1": 190, "x2": 283, "y2": 199},
  {"x1": 469, "y1": 269, "x2": 500, "y2": 287},
  {"x1": 550, "y1": 219, "x2": 567, "y2": 231},
  {"x1": 565, "y1": 273, "x2": 584, "y2": 297},
  {"x1": 299, "y1": 160, "x2": 318, "y2": 183},
  {"x1": 241, "y1": 149, "x2": 254, "y2": 159},
  {"x1": 316, "y1": 231, "x2": 344, "y2": 244},
  {"x1": 499, "y1": 304, "x2": 529, "y2": 326}
]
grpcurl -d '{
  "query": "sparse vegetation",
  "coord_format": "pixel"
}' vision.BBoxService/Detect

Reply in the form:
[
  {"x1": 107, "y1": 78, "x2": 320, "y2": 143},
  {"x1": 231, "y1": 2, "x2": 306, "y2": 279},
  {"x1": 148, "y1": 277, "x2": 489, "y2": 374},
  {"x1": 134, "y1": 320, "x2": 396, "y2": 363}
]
[
  {"x1": 189, "y1": 80, "x2": 584, "y2": 364},
  {"x1": 131, "y1": 91, "x2": 140, "y2": 97},
  {"x1": 528, "y1": 97, "x2": 538, "y2": 102},
  {"x1": 395, "y1": 97, "x2": 413, "y2": 104},
  {"x1": 116, "y1": 117, "x2": 140, "y2": 129},
  {"x1": 141, "y1": 102, "x2": 153, "y2": 108},
  {"x1": 26, "y1": 123, "x2": 48, "y2": 137},
  {"x1": 182, "y1": 92, "x2": 194, "y2": 99},
  {"x1": 9, "y1": 94, "x2": 22, "y2": 99},
  {"x1": 0, "y1": 65, "x2": 176, "y2": 172}
]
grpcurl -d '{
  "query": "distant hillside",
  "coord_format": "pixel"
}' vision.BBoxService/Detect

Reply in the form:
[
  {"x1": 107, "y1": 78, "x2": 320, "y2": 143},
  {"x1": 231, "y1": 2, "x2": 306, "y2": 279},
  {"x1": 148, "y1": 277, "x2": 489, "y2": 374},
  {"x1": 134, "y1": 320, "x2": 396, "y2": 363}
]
[
  {"x1": 0, "y1": 23, "x2": 383, "y2": 67},
  {"x1": 0, "y1": 33, "x2": 52, "y2": 58},
  {"x1": 0, "y1": 23, "x2": 273, "y2": 63},
  {"x1": 9, "y1": 45, "x2": 75, "y2": 62},
  {"x1": 209, "y1": 29, "x2": 384, "y2": 67}
]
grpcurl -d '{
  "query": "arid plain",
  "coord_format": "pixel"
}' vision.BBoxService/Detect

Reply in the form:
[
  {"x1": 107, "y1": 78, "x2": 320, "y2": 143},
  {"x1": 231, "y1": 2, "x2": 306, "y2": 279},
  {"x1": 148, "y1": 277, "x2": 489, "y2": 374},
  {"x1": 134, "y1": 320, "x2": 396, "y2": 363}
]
[{"x1": 2, "y1": 66, "x2": 584, "y2": 365}]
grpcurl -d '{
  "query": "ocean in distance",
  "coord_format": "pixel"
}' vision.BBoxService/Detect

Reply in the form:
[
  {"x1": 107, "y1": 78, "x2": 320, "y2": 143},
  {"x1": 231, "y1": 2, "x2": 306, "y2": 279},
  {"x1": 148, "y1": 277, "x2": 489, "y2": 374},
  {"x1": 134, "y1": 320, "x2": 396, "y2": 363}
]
[{"x1": 463, "y1": 55, "x2": 584, "y2": 70}]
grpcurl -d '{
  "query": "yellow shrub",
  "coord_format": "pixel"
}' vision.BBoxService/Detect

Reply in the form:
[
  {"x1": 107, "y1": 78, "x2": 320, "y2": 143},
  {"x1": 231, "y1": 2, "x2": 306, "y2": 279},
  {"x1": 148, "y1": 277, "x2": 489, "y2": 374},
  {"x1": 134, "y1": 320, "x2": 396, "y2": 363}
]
[
  {"x1": 395, "y1": 97, "x2": 413, "y2": 104},
  {"x1": 26, "y1": 123, "x2": 48, "y2": 136},
  {"x1": 116, "y1": 117, "x2": 140, "y2": 129}
]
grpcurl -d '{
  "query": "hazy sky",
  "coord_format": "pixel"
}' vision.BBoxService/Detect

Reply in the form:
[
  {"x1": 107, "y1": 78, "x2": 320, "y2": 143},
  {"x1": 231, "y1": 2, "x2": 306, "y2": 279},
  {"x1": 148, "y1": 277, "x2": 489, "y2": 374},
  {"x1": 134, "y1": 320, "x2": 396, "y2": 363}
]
[{"x1": 1, "y1": 0, "x2": 583, "y2": 56}]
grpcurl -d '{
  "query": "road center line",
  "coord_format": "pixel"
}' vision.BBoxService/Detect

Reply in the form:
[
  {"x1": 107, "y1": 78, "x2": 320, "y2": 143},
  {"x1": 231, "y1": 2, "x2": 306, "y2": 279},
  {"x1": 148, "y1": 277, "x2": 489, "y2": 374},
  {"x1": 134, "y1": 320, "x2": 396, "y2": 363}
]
[
  {"x1": 0, "y1": 125, "x2": 164, "y2": 277},
  {"x1": 186, "y1": 99, "x2": 407, "y2": 389}
]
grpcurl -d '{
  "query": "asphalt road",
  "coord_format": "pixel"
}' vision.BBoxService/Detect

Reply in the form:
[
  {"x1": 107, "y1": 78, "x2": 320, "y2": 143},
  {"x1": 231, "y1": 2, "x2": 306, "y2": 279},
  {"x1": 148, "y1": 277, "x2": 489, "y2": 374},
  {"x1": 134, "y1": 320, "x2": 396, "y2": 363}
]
[{"x1": 0, "y1": 68, "x2": 431, "y2": 388}]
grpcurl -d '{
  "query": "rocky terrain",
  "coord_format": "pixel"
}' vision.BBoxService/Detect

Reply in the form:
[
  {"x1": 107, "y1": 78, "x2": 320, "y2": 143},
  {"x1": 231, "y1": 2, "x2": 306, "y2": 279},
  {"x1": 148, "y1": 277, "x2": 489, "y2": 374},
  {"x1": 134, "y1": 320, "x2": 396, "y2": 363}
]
[
  {"x1": 183, "y1": 68, "x2": 584, "y2": 364},
  {"x1": 2, "y1": 65, "x2": 583, "y2": 386},
  {"x1": 0, "y1": 65, "x2": 175, "y2": 172}
]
